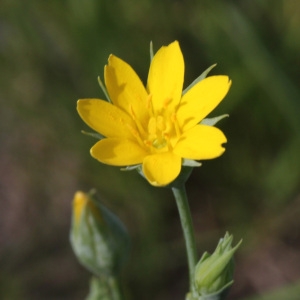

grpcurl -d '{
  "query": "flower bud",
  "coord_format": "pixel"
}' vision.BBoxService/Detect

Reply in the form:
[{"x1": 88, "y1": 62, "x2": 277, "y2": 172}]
[
  {"x1": 70, "y1": 191, "x2": 130, "y2": 277},
  {"x1": 194, "y1": 232, "x2": 242, "y2": 298}
]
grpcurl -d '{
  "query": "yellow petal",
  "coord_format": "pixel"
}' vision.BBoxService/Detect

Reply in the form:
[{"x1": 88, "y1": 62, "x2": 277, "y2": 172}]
[
  {"x1": 77, "y1": 99, "x2": 135, "y2": 139},
  {"x1": 105, "y1": 55, "x2": 148, "y2": 125},
  {"x1": 91, "y1": 138, "x2": 147, "y2": 166},
  {"x1": 147, "y1": 41, "x2": 184, "y2": 112},
  {"x1": 142, "y1": 152, "x2": 181, "y2": 186},
  {"x1": 173, "y1": 125, "x2": 227, "y2": 160},
  {"x1": 177, "y1": 76, "x2": 231, "y2": 131}
]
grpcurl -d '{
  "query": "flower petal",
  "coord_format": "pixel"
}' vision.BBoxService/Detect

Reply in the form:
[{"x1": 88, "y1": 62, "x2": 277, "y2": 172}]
[
  {"x1": 142, "y1": 152, "x2": 181, "y2": 186},
  {"x1": 173, "y1": 125, "x2": 227, "y2": 160},
  {"x1": 91, "y1": 138, "x2": 148, "y2": 166},
  {"x1": 105, "y1": 55, "x2": 148, "y2": 125},
  {"x1": 147, "y1": 41, "x2": 184, "y2": 112},
  {"x1": 77, "y1": 99, "x2": 135, "y2": 139},
  {"x1": 177, "y1": 76, "x2": 231, "y2": 131}
]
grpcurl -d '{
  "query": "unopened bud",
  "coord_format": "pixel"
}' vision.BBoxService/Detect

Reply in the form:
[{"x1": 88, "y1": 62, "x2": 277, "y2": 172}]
[
  {"x1": 70, "y1": 191, "x2": 130, "y2": 277},
  {"x1": 194, "y1": 232, "x2": 242, "y2": 298}
]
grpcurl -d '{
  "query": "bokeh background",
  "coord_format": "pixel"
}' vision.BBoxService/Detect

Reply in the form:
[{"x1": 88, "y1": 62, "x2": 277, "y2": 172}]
[{"x1": 1, "y1": 0, "x2": 300, "y2": 299}]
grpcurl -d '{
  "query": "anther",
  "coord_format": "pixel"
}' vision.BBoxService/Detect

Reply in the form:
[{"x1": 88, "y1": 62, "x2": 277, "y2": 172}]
[
  {"x1": 146, "y1": 94, "x2": 154, "y2": 117},
  {"x1": 163, "y1": 97, "x2": 172, "y2": 109},
  {"x1": 171, "y1": 112, "x2": 181, "y2": 139}
]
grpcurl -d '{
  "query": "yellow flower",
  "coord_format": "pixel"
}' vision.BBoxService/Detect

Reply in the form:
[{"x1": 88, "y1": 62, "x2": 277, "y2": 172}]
[{"x1": 77, "y1": 41, "x2": 231, "y2": 186}]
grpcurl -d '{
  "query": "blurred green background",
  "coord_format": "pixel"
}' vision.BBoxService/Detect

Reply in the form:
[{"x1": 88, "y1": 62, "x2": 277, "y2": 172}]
[{"x1": 1, "y1": 0, "x2": 300, "y2": 299}]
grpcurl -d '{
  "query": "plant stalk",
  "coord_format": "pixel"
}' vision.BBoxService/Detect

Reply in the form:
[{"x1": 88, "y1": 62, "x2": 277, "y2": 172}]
[{"x1": 172, "y1": 185, "x2": 198, "y2": 295}]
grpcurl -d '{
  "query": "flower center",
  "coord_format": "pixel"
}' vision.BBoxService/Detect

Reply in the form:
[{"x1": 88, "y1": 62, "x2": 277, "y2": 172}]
[
  {"x1": 129, "y1": 96, "x2": 181, "y2": 153},
  {"x1": 148, "y1": 115, "x2": 168, "y2": 149}
]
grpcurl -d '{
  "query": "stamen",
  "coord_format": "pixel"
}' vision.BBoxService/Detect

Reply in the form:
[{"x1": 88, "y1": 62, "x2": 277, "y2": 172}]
[
  {"x1": 129, "y1": 104, "x2": 137, "y2": 120},
  {"x1": 144, "y1": 140, "x2": 152, "y2": 147},
  {"x1": 163, "y1": 97, "x2": 172, "y2": 109},
  {"x1": 126, "y1": 123, "x2": 145, "y2": 148},
  {"x1": 148, "y1": 117, "x2": 157, "y2": 137},
  {"x1": 129, "y1": 104, "x2": 147, "y2": 137},
  {"x1": 146, "y1": 94, "x2": 154, "y2": 117},
  {"x1": 143, "y1": 96, "x2": 181, "y2": 152},
  {"x1": 171, "y1": 112, "x2": 181, "y2": 139}
]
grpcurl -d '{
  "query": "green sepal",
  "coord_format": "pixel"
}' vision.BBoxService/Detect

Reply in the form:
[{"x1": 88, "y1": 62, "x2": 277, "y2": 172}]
[
  {"x1": 150, "y1": 41, "x2": 154, "y2": 62},
  {"x1": 86, "y1": 276, "x2": 111, "y2": 300},
  {"x1": 86, "y1": 276, "x2": 122, "y2": 300},
  {"x1": 81, "y1": 130, "x2": 105, "y2": 140},
  {"x1": 200, "y1": 115, "x2": 229, "y2": 126},
  {"x1": 183, "y1": 64, "x2": 217, "y2": 96},
  {"x1": 120, "y1": 164, "x2": 141, "y2": 171},
  {"x1": 97, "y1": 76, "x2": 112, "y2": 103},
  {"x1": 183, "y1": 159, "x2": 202, "y2": 167},
  {"x1": 186, "y1": 284, "x2": 233, "y2": 300},
  {"x1": 122, "y1": 159, "x2": 201, "y2": 172},
  {"x1": 167, "y1": 166, "x2": 194, "y2": 188},
  {"x1": 122, "y1": 159, "x2": 201, "y2": 187},
  {"x1": 135, "y1": 163, "x2": 195, "y2": 188}
]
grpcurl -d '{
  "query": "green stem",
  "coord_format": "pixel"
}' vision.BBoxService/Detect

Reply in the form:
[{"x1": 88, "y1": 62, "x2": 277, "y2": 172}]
[
  {"x1": 108, "y1": 276, "x2": 123, "y2": 300},
  {"x1": 172, "y1": 185, "x2": 198, "y2": 295}
]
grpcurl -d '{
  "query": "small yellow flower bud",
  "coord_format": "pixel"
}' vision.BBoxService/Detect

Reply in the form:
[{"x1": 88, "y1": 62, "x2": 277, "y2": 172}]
[{"x1": 70, "y1": 191, "x2": 129, "y2": 277}]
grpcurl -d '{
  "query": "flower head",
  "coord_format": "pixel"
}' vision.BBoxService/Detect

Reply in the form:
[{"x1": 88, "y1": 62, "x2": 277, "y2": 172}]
[{"x1": 77, "y1": 41, "x2": 231, "y2": 186}]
